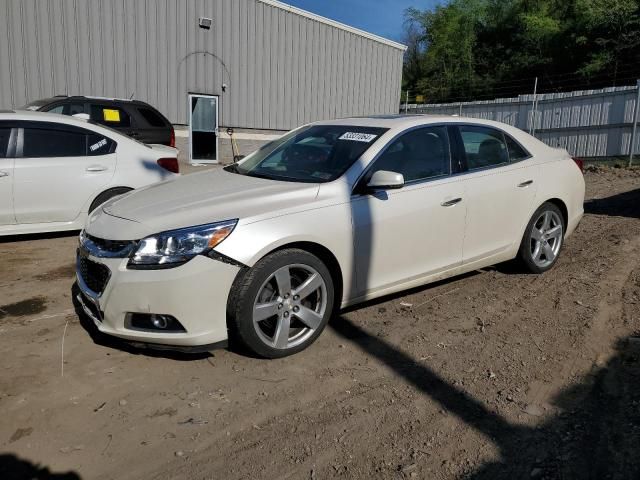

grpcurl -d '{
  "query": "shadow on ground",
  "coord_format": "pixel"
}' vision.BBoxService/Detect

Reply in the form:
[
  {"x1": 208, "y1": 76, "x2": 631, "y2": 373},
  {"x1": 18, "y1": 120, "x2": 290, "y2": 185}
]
[
  {"x1": 585, "y1": 188, "x2": 640, "y2": 219},
  {"x1": 0, "y1": 454, "x2": 80, "y2": 480},
  {"x1": 331, "y1": 316, "x2": 640, "y2": 479}
]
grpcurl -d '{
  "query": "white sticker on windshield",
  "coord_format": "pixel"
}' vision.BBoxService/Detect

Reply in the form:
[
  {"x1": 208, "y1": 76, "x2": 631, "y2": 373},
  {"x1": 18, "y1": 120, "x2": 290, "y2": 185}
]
[
  {"x1": 90, "y1": 138, "x2": 107, "y2": 152},
  {"x1": 339, "y1": 132, "x2": 378, "y2": 143}
]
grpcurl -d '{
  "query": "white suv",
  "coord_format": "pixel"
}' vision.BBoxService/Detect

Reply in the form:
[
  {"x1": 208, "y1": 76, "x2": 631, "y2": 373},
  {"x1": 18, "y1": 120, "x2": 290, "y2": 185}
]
[{"x1": 0, "y1": 110, "x2": 180, "y2": 236}]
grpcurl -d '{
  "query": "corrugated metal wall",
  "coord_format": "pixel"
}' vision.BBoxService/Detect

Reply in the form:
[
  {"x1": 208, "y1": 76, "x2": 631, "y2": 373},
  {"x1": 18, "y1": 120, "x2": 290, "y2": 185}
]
[
  {"x1": 0, "y1": 0, "x2": 405, "y2": 129},
  {"x1": 406, "y1": 86, "x2": 640, "y2": 158}
]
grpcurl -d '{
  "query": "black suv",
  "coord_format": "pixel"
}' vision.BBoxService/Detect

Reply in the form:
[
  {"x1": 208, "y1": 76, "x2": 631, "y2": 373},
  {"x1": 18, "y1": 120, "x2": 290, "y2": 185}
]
[{"x1": 21, "y1": 96, "x2": 175, "y2": 147}]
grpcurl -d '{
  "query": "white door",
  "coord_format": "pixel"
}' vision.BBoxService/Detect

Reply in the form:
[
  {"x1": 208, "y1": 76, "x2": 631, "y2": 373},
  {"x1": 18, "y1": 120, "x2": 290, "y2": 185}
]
[
  {"x1": 0, "y1": 125, "x2": 16, "y2": 225},
  {"x1": 351, "y1": 126, "x2": 466, "y2": 295},
  {"x1": 189, "y1": 94, "x2": 219, "y2": 164},
  {"x1": 13, "y1": 124, "x2": 116, "y2": 224},
  {"x1": 456, "y1": 125, "x2": 539, "y2": 263}
]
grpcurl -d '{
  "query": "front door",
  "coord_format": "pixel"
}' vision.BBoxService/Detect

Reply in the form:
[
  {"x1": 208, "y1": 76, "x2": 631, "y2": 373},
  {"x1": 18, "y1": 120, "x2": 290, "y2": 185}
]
[
  {"x1": 351, "y1": 126, "x2": 466, "y2": 296},
  {"x1": 189, "y1": 94, "x2": 219, "y2": 164},
  {"x1": 0, "y1": 125, "x2": 16, "y2": 225},
  {"x1": 13, "y1": 124, "x2": 116, "y2": 224}
]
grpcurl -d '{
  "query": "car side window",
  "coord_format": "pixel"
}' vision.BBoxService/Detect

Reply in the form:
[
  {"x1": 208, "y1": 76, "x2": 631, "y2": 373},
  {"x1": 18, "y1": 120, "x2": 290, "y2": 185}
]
[
  {"x1": 369, "y1": 126, "x2": 451, "y2": 183},
  {"x1": 0, "y1": 127, "x2": 11, "y2": 158},
  {"x1": 90, "y1": 104, "x2": 131, "y2": 128},
  {"x1": 137, "y1": 108, "x2": 166, "y2": 127},
  {"x1": 87, "y1": 133, "x2": 116, "y2": 156},
  {"x1": 22, "y1": 127, "x2": 86, "y2": 158},
  {"x1": 505, "y1": 134, "x2": 531, "y2": 162},
  {"x1": 459, "y1": 126, "x2": 508, "y2": 170},
  {"x1": 44, "y1": 103, "x2": 84, "y2": 116}
]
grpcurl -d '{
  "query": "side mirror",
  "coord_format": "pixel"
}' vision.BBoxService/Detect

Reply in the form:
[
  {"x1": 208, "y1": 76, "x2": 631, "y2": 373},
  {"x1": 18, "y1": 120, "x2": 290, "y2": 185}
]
[
  {"x1": 366, "y1": 170, "x2": 404, "y2": 190},
  {"x1": 72, "y1": 113, "x2": 90, "y2": 121}
]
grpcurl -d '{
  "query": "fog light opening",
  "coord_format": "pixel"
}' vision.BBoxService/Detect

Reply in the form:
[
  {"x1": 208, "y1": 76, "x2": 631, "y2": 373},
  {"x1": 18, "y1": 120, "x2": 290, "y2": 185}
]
[{"x1": 126, "y1": 313, "x2": 186, "y2": 333}]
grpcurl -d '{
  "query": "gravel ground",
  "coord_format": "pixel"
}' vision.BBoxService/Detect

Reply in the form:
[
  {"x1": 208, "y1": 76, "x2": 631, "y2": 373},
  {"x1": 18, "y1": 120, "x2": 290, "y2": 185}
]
[{"x1": 1, "y1": 168, "x2": 639, "y2": 480}]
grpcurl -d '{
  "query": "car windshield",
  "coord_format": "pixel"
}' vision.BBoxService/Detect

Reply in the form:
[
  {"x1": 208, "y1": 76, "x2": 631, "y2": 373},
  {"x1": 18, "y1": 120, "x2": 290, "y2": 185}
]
[
  {"x1": 225, "y1": 125, "x2": 388, "y2": 183},
  {"x1": 19, "y1": 99, "x2": 53, "y2": 111}
]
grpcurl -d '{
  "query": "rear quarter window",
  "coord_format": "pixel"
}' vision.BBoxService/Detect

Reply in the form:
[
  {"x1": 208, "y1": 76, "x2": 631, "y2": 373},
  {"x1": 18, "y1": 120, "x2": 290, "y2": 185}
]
[{"x1": 137, "y1": 108, "x2": 166, "y2": 127}]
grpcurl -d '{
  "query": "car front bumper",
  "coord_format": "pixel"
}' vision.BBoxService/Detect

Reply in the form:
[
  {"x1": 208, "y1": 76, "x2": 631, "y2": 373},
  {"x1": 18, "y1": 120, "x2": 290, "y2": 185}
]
[{"x1": 75, "y1": 251, "x2": 241, "y2": 349}]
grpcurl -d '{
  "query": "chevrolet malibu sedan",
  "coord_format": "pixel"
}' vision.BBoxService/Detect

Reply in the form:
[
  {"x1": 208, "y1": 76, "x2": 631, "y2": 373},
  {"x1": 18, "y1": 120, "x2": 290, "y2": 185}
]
[
  {"x1": 0, "y1": 110, "x2": 179, "y2": 236},
  {"x1": 75, "y1": 115, "x2": 584, "y2": 358}
]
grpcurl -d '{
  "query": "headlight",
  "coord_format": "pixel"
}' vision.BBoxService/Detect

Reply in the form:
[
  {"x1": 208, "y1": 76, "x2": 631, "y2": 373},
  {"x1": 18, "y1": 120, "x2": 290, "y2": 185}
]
[{"x1": 128, "y1": 219, "x2": 237, "y2": 268}]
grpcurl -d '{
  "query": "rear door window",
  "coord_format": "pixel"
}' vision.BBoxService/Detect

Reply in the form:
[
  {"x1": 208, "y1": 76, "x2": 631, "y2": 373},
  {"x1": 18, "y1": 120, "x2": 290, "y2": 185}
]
[
  {"x1": 505, "y1": 135, "x2": 531, "y2": 162},
  {"x1": 87, "y1": 133, "x2": 116, "y2": 156},
  {"x1": 90, "y1": 105, "x2": 131, "y2": 128},
  {"x1": 45, "y1": 103, "x2": 85, "y2": 116},
  {"x1": 458, "y1": 126, "x2": 509, "y2": 170},
  {"x1": 137, "y1": 108, "x2": 166, "y2": 127},
  {"x1": 22, "y1": 128, "x2": 87, "y2": 157}
]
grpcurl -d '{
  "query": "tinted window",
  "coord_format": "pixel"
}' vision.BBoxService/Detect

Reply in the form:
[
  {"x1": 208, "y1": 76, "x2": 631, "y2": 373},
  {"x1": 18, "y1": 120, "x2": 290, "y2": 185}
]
[
  {"x1": 45, "y1": 103, "x2": 85, "y2": 116},
  {"x1": 0, "y1": 128, "x2": 11, "y2": 158},
  {"x1": 90, "y1": 105, "x2": 131, "y2": 128},
  {"x1": 23, "y1": 128, "x2": 86, "y2": 157},
  {"x1": 137, "y1": 108, "x2": 166, "y2": 127},
  {"x1": 87, "y1": 133, "x2": 115, "y2": 156},
  {"x1": 505, "y1": 135, "x2": 531, "y2": 162},
  {"x1": 370, "y1": 126, "x2": 450, "y2": 182},
  {"x1": 459, "y1": 126, "x2": 508, "y2": 170}
]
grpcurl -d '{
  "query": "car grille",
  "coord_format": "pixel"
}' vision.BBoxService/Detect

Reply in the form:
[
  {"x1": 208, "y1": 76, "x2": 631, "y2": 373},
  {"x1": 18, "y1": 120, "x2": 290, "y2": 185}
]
[
  {"x1": 78, "y1": 256, "x2": 111, "y2": 294},
  {"x1": 84, "y1": 233, "x2": 136, "y2": 257}
]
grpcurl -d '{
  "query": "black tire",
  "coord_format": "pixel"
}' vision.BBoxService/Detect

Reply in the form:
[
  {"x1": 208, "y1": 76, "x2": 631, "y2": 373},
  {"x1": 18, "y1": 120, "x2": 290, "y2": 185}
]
[
  {"x1": 227, "y1": 248, "x2": 335, "y2": 358},
  {"x1": 517, "y1": 202, "x2": 565, "y2": 274},
  {"x1": 89, "y1": 187, "x2": 133, "y2": 213}
]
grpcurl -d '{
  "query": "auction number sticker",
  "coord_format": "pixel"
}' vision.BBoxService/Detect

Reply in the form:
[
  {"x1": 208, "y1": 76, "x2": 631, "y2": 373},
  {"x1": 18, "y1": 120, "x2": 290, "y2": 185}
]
[{"x1": 339, "y1": 132, "x2": 378, "y2": 143}]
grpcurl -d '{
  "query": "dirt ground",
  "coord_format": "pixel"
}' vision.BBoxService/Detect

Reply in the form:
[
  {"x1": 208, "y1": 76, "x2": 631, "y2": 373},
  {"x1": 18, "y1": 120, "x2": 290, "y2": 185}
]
[{"x1": 1, "y1": 168, "x2": 640, "y2": 480}]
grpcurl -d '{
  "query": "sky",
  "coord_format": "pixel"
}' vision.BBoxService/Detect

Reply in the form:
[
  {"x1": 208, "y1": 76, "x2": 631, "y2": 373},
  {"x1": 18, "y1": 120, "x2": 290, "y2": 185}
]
[{"x1": 283, "y1": 0, "x2": 438, "y2": 43}]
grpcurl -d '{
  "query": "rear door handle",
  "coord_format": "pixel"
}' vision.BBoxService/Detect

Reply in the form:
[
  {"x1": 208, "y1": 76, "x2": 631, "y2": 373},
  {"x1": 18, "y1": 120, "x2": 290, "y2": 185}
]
[
  {"x1": 0, "y1": 171, "x2": 9, "y2": 177},
  {"x1": 441, "y1": 197, "x2": 463, "y2": 207},
  {"x1": 517, "y1": 180, "x2": 534, "y2": 188},
  {"x1": 86, "y1": 165, "x2": 108, "y2": 172}
]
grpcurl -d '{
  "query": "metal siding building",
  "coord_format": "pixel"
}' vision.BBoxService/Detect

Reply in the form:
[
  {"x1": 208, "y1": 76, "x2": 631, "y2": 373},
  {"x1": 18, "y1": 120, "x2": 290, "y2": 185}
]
[{"x1": 0, "y1": 0, "x2": 406, "y2": 130}]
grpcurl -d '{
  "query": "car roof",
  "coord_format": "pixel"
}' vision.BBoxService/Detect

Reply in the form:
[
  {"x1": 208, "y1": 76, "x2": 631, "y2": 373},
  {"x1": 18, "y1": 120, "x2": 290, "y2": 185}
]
[
  {"x1": 313, "y1": 114, "x2": 510, "y2": 129},
  {"x1": 0, "y1": 110, "x2": 139, "y2": 141},
  {"x1": 25, "y1": 95, "x2": 151, "y2": 107}
]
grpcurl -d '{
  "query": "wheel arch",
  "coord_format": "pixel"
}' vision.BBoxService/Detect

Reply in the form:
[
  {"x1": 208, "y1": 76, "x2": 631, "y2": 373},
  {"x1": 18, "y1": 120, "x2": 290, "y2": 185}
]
[
  {"x1": 88, "y1": 185, "x2": 134, "y2": 213},
  {"x1": 544, "y1": 197, "x2": 569, "y2": 231}
]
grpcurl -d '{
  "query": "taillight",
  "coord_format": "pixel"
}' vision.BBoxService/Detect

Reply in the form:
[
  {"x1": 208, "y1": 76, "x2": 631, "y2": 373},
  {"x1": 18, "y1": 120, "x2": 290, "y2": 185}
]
[
  {"x1": 169, "y1": 128, "x2": 175, "y2": 148},
  {"x1": 157, "y1": 157, "x2": 179, "y2": 174},
  {"x1": 571, "y1": 156, "x2": 584, "y2": 172}
]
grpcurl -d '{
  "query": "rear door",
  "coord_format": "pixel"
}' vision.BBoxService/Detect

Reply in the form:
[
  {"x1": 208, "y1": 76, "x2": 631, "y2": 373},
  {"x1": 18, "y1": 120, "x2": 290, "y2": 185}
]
[
  {"x1": 0, "y1": 124, "x2": 16, "y2": 225},
  {"x1": 13, "y1": 122, "x2": 117, "y2": 224},
  {"x1": 454, "y1": 125, "x2": 539, "y2": 264}
]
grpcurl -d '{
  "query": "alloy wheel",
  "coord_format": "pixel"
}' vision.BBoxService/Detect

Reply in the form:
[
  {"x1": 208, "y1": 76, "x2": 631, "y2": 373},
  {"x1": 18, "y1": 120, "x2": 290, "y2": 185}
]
[
  {"x1": 252, "y1": 264, "x2": 327, "y2": 349},
  {"x1": 530, "y1": 210, "x2": 563, "y2": 268}
]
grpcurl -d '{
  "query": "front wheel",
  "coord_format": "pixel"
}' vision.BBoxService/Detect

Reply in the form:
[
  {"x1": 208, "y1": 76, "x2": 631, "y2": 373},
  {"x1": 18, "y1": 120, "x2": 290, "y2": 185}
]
[
  {"x1": 228, "y1": 249, "x2": 334, "y2": 358},
  {"x1": 517, "y1": 202, "x2": 565, "y2": 273}
]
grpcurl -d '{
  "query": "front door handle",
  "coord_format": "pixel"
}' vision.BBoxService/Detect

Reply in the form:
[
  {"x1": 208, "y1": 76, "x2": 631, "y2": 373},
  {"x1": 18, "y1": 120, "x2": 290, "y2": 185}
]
[
  {"x1": 518, "y1": 180, "x2": 534, "y2": 188},
  {"x1": 441, "y1": 197, "x2": 463, "y2": 207},
  {"x1": 0, "y1": 171, "x2": 9, "y2": 177},
  {"x1": 86, "y1": 165, "x2": 107, "y2": 172}
]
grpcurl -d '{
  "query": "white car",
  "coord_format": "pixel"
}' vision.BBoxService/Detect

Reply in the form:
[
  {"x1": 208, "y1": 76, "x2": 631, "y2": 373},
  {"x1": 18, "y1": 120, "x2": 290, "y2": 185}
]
[
  {"x1": 0, "y1": 110, "x2": 179, "y2": 236},
  {"x1": 76, "y1": 115, "x2": 584, "y2": 358}
]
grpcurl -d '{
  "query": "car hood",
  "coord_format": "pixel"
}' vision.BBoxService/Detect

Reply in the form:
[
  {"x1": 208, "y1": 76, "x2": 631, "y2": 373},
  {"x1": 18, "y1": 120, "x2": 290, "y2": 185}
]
[{"x1": 90, "y1": 168, "x2": 320, "y2": 240}]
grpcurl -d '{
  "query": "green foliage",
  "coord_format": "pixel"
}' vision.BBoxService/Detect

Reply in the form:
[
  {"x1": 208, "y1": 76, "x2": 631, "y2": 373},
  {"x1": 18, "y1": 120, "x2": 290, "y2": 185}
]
[{"x1": 403, "y1": 0, "x2": 640, "y2": 103}]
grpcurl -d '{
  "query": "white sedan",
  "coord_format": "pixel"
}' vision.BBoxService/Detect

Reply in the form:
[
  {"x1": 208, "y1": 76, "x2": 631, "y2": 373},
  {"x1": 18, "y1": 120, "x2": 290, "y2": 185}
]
[
  {"x1": 0, "y1": 110, "x2": 179, "y2": 236},
  {"x1": 76, "y1": 115, "x2": 584, "y2": 357}
]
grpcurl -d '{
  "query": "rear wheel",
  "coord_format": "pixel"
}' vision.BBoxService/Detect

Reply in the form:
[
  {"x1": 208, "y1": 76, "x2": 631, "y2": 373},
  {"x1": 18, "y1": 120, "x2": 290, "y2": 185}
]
[
  {"x1": 517, "y1": 202, "x2": 565, "y2": 273},
  {"x1": 89, "y1": 187, "x2": 133, "y2": 213},
  {"x1": 228, "y1": 249, "x2": 334, "y2": 358}
]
